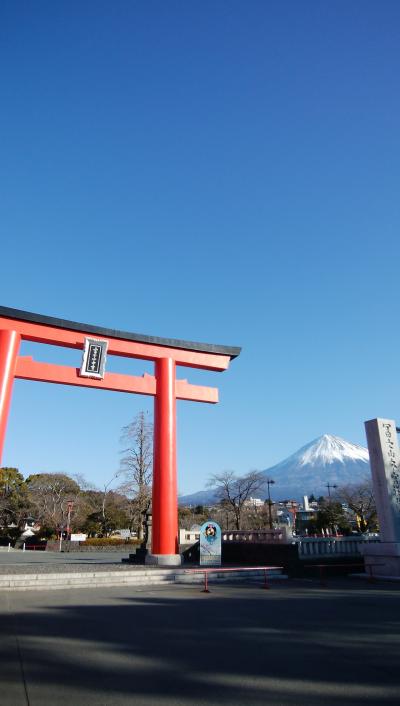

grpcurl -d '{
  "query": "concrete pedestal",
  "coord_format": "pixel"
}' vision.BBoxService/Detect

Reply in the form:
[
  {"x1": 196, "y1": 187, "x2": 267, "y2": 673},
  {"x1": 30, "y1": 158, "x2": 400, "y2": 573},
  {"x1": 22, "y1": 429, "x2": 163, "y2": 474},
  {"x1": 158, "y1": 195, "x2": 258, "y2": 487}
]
[
  {"x1": 145, "y1": 553, "x2": 182, "y2": 567},
  {"x1": 360, "y1": 542, "x2": 400, "y2": 578}
]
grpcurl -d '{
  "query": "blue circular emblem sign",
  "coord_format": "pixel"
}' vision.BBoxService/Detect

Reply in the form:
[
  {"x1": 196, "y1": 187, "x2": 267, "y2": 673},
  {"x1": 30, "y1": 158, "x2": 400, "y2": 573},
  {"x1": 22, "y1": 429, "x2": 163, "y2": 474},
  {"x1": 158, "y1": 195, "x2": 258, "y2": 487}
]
[{"x1": 199, "y1": 521, "x2": 221, "y2": 566}]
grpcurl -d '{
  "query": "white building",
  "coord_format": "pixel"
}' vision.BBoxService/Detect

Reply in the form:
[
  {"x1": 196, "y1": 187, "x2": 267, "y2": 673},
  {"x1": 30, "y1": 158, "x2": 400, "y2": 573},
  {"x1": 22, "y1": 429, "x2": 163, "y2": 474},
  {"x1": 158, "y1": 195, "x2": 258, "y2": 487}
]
[
  {"x1": 179, "y1": 524, "x2": 201, "y2": 544},
  {"x1": 243, "y1": 497, "x2": 264, "y2": 508}
]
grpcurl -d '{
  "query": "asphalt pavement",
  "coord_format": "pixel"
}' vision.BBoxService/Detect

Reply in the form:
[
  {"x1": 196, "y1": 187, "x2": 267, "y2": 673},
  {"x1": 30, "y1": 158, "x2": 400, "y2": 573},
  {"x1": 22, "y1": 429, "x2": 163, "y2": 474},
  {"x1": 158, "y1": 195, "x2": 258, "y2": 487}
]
[
  {"x1": 0, "y1": 549, "x2": 133, "y2": 573},
  {"x1": 0, "y1": 578, "x2": 399, "y2": 706}
]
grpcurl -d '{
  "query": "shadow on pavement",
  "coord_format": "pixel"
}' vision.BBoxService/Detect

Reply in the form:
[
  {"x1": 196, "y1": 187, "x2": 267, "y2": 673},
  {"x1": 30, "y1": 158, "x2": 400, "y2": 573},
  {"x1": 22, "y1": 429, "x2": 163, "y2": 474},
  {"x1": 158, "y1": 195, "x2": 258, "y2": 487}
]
[{"x1": 0, "y1": 580, "x2": 399, "y2": 705}]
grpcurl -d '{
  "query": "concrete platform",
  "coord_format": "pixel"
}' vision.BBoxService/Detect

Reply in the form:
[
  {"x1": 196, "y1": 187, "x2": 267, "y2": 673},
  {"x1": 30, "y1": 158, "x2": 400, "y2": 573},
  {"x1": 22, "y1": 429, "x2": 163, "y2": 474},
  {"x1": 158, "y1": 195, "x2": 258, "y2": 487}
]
[
  {"x1": 0, "y1": 551, "x2": 285, "y2": 590},
  {"x1": 0, "y1": 564, "x2": 284, "y2": 591}
]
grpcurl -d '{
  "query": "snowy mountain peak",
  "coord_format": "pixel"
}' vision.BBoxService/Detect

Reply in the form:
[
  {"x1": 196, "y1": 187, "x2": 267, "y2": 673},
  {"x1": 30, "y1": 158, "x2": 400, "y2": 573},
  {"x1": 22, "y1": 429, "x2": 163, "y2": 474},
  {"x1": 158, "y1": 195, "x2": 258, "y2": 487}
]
[
  {"x1": 179, "y1": 432, "x2": 371, "y2": 505},
  {"x1": 297, "y1": 434, "x2": 369, "y2": 467}
]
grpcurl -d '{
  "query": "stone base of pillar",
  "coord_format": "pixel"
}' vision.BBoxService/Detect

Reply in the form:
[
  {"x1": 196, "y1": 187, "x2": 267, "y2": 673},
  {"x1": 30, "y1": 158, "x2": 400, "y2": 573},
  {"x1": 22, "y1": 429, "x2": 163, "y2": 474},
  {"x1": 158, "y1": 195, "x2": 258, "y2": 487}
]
[
  {"x1": 360, "y1": 542, "x2": 400, "y2": 578},
  {"x1": 145, "y1": 553, "x2": 182, "y2": 567}
]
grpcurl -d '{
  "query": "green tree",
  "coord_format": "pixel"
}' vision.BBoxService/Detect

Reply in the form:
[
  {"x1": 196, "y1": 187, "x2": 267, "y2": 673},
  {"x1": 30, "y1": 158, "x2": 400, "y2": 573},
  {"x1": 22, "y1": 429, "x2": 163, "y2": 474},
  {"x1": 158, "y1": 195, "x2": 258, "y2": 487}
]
[
  {"x1": 336, "y1": 481, "x2": 377, "y2": 532},
  {"x1": 315, "y1": 501, "x2": 351, "y2": 534},
  {"x1": 0, "y1": 467, "x2": 30, "y2": 528},
  {"x1": 178, "y1": 506, "x2": 193, "y2": 529},
  {"x1": 82, "y1": 491, "x2": 130, "y2": 537}
]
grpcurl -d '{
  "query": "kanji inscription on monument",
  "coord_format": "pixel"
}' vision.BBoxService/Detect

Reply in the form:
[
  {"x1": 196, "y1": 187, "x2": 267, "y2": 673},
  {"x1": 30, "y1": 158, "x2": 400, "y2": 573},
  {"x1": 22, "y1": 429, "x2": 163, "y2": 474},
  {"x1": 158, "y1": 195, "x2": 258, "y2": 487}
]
[{"x1": 364, "y1": 418, "x2": 400, "y2": 543}]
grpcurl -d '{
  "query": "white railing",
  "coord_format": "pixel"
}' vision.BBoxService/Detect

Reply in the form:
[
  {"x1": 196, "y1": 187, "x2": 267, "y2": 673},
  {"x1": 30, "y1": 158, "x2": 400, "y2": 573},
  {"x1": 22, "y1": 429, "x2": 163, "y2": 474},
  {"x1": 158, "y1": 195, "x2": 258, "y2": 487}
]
[
  {"x1": 220, "y1": 531, "x2": 380, "y2": 556},
  {"x1": 296, "y1": 537, "x2": 380, "y2": 558},
  {"x1": 222, "y1": 529, "x2": 287, "y2": 544}
]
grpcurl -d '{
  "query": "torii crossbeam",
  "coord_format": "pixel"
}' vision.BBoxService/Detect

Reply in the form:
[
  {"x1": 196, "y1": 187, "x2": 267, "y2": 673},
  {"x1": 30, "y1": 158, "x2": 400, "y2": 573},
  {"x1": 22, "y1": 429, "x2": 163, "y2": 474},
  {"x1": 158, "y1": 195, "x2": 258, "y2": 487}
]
[{"x1": 0, "y1": 306, "x2": 240, "y2": 565}]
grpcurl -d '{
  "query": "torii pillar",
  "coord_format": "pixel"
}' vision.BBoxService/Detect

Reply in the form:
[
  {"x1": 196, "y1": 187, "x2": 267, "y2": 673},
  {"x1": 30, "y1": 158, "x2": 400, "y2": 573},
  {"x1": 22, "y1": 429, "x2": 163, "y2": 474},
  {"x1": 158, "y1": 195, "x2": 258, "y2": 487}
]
[
  {"x1": 150, "y1": 357, "x2": 178, "y2": 561},
  {"x1": 0, "y1": 306, "x2": 240, "y2": 566},
  {"x1": 0, "y1": 329, "x2": 21, "y2": 462}
]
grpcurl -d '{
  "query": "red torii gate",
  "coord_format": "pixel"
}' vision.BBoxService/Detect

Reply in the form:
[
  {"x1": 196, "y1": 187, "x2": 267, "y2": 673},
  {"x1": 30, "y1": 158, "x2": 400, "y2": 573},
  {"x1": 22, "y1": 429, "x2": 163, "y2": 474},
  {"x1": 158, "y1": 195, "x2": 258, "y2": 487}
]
[{"x1": 0, "y1": 306, "x2": 240, "y2": 564}]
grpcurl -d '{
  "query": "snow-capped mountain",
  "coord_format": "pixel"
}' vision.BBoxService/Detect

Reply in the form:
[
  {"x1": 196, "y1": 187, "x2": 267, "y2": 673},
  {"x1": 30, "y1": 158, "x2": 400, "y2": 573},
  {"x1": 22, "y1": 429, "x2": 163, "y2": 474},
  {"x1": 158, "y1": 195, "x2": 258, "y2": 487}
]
[
  {"x1": 259, "y1": 434, "x2": 370, "y2": 500},
  {"x1": 178, "y1": 434, "x2": 371, "y2": 505},
  {"x1": 294, "y1": 434, "x2": 369, "y2": 467}
]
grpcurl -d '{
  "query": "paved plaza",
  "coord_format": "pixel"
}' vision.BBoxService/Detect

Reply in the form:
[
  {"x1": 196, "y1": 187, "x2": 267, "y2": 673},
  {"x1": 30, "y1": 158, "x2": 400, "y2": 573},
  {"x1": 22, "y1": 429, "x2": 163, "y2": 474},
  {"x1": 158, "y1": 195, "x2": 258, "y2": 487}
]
[
  {"x1": 0, "y1": 549, "x2": 136, "y2": 573},
  {"x1": 0, "y1": 567, "x2": 399, "y2": 706}
]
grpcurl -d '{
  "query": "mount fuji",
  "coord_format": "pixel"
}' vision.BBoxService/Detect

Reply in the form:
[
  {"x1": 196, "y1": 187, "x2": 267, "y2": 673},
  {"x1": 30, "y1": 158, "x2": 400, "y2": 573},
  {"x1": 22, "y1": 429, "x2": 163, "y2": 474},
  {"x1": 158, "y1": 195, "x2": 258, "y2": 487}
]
[{"x1": 178, "y1": 434, "x2": 371, "y2": 505}]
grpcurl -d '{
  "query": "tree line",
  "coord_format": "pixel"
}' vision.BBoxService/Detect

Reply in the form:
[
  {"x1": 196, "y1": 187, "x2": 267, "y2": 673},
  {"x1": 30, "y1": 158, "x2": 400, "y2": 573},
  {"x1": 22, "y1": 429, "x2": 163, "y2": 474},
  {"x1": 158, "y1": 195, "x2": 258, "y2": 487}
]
[
  {"x1": 0, "y1": 412, "x2": 153, "y2": 541},
  {"x1": 191, "y1": 470, "x2": 378, "y2": 534},
  {"x1": 0, "y1": 410, "x2": 378, "y2": 540}
]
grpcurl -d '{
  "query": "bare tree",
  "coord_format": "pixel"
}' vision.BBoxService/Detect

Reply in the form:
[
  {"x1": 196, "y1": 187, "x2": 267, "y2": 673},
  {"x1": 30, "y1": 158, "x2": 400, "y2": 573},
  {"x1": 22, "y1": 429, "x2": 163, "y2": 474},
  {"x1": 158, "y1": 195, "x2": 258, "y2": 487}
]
[
  {"x1": 335, "y1": 480, "x2": 377, "y2": 532},
  {"x1": 119, "y1": 411, "x2": 153, "y2": 539},
  {"x1": 26, "y1": 473, "x2": 80, "y2": 534},
  {"x1": 208, "y1": 470, "x2": 267, "y2": 530}
]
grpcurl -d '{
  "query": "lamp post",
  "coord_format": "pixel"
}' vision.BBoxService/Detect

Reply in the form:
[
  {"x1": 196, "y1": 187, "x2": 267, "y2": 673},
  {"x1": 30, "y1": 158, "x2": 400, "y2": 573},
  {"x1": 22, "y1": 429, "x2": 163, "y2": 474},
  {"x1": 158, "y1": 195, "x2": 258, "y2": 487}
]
[
  {"x1": 325, "y1": 483, "x2": 337, "y2": 500},
  {"x1": 66, "y1": 501, "x2": 74, "y2": 539},
  {"x1": 266, "y1": 479, "x2": 275, "y2": 529}
]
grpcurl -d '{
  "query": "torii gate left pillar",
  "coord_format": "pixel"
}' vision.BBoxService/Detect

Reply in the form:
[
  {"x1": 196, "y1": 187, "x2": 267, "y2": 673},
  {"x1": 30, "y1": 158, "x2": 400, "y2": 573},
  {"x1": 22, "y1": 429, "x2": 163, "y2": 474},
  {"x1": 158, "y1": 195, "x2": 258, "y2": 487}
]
[
  {"x1": 0, "y1": 329, "x2": 21, "y2": 462},
  {"x1": 0, "y1": 306, "x2": 240, "y2": 566}
]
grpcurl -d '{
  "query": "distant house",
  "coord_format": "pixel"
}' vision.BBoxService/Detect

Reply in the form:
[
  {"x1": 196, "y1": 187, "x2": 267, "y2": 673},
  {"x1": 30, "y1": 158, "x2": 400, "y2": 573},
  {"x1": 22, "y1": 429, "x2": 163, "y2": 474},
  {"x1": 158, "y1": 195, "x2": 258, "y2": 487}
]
[
  {"x1": 3, "y1": 516, "x2": 39, "y2": 535},
  {"x1": 243, "y1": 497, "x2": 264, "y2": 508},
  {"x1": 20, "y1": 517, "x2": 40, "y2": 538},
  {"x1": 179, "y1": 525, "x2": 201, "y2": 544}
]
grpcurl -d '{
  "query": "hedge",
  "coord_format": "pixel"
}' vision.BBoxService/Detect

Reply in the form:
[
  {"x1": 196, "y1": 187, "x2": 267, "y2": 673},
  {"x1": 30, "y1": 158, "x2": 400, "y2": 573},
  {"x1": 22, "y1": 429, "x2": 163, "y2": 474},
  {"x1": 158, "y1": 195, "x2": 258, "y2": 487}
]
[{"x1": 83, "y1": 537, "x2": 141, "y2": 546}]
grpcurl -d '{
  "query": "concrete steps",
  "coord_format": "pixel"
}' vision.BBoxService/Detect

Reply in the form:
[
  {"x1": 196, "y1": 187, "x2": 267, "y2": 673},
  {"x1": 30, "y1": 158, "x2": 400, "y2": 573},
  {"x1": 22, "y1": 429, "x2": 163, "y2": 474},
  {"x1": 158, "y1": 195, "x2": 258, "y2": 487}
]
[
  {"x1": 176, "y1": 568, "x2": 284, "y2": 584},
  {"x1": 0, "y1": 569, "x2": 177, "y2": 591},
  {"x1": 0, "y1": 567, "x2": 286, "y2": 591}
]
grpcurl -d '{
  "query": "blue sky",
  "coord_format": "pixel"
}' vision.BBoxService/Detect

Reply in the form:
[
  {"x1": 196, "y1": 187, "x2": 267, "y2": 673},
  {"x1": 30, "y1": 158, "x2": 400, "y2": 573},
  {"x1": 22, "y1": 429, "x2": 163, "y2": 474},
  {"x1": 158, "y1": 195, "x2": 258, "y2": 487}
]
[{"x1": 1, "y1": 1, "x2": 399, "y2": 495}]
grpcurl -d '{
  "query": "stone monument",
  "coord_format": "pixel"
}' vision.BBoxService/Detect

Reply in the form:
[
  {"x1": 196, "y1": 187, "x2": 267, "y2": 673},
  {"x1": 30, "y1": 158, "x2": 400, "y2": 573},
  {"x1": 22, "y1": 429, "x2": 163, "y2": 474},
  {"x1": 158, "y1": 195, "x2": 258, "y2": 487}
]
[{"x1": 362, "y1": 418, "x2": 400, "y2": 577}]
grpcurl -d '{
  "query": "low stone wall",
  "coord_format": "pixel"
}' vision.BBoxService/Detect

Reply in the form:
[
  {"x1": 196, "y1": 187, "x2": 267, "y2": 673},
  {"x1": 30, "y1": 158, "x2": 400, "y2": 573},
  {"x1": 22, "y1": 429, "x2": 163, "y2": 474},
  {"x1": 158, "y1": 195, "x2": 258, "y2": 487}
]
[{"x1": 181, "y1": 541, "x2": 300, "y2": 575}]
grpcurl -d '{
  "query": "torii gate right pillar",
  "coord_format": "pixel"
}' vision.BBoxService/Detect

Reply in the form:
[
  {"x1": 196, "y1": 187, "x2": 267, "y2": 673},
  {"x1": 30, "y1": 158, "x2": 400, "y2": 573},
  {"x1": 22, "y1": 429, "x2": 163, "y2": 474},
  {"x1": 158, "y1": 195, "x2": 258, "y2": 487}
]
[{"x1": 148, "y1": 357, "x2": 180, "y2": 564}]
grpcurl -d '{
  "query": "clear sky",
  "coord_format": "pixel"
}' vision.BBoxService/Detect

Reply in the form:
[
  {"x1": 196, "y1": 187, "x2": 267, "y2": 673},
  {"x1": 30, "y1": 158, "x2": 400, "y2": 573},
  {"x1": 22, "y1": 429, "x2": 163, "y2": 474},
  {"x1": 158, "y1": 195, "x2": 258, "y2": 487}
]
[{"x1": 1, "y1": 1, "x2": 399, "y2": 495}]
